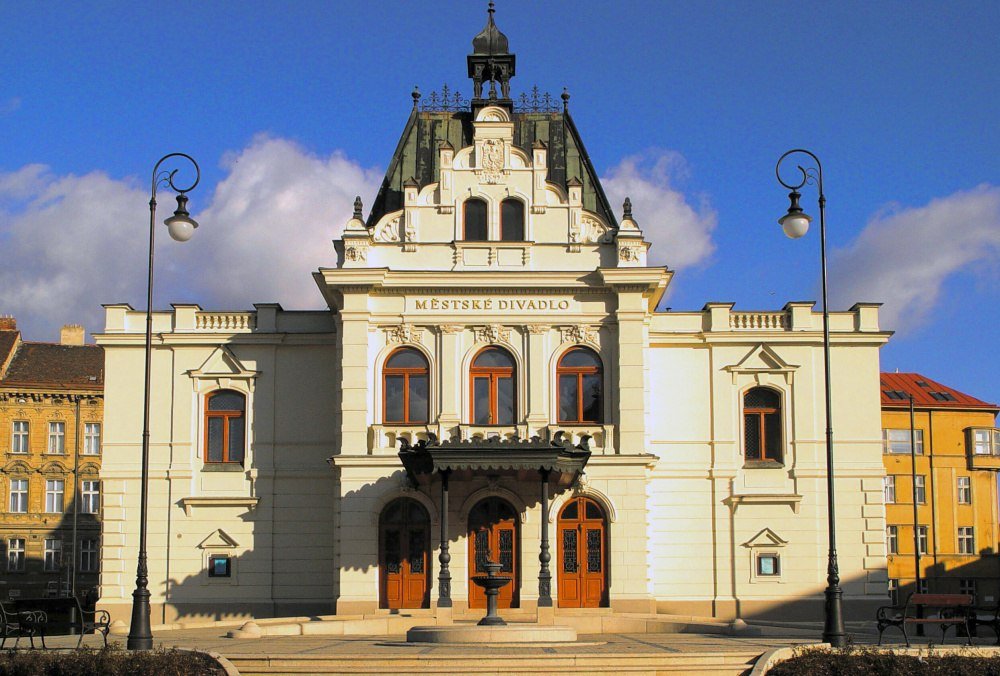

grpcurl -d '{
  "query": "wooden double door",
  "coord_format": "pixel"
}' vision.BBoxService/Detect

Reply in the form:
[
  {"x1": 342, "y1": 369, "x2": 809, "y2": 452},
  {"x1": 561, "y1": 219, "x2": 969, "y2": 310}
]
[
  {"x1": 468, "y1": 497, "x2": 519, "y2": 609},
  {"x1": 557, "y1": 496, "x2": 608, "y2": 608},
  {"x1": 379, "y1": 498, "x2": 430, "y2": 609}
]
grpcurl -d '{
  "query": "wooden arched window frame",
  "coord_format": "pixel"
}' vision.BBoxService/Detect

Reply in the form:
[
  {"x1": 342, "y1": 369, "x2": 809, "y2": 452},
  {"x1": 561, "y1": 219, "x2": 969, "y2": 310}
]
[
  {"x1": 205, "y1": 390, "x2": 246, "y2": 464},
  {"x1": 463, "y1": 198, "x2": 488, "y2": 241},
  {"x1": 557, "y1": 347, "x2": 603, "y2": 424},
  {"x1": 500, "y1": 198, "x2": 524, "y2": 241},
  {"x1": 743, "y1": 387, "x2": 782, "y2": 462},
  {"x1": 383, "y1": 348, "x2": 429, "y2": 424},
  {"x1": 470, "y1": 347, "x2": 516, "y2": 425}
]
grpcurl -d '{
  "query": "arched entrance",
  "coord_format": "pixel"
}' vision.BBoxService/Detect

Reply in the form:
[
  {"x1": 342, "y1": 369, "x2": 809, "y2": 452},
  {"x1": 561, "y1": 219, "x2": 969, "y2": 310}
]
[
  {"x1": 379, "y1": 498, "x2": 431, "y2": 609},
  {"x1": 468, "y1": 497, "x2": 519, "y2": 609},
  {"x1": 557, "y1": 496, "x2": 608, "y2": 608}
]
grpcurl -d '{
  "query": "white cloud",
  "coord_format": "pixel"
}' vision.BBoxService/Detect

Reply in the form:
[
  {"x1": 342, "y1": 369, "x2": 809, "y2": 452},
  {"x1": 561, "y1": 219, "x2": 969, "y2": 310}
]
[
  {"x1": 601, "y1": 150, "x2": 717, "y2": 269},
  {"x1": 0, "y1": 136, "x2": 381, "y2": 341},
  {"x1": 831, "y1": 184, "x2": 1000, "y2": 334}
]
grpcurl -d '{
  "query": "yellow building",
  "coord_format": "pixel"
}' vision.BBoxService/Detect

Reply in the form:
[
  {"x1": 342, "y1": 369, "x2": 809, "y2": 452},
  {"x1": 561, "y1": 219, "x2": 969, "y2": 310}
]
[
  {"x1": 0, "y1": 317, "x2": 104, "y2": 601},
  {"x1": 881, "y1": 372, "x2": 1000, "y2": 605}
]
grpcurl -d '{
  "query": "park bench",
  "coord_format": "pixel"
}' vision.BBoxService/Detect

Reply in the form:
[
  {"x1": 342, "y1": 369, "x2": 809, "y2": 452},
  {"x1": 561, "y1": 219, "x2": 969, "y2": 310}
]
[
  {"x1": 13, "y1": 597, "x2": 110, "y2": 649},
  {"x1": 0, "y1": 602, "x2": 46, "y2": 649},
  {"x1": 877, "y1": 593, "x2": 973, "y2": 646},
  {"x1": 971, "y1": 600, "x2": 1000, "y2": 644}
]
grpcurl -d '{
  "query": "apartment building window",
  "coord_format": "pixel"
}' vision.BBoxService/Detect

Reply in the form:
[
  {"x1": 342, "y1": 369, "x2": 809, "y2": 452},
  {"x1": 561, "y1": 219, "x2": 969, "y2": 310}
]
[
  {"x1": 958, "y1": 527, "x2": 975, "y2": 555},
  {"x1": 80, "y1": 480, "x2": 100, "y2": 514},
  {"x1": 917, "y1": 526, "x2": 928, "y2": 555},
  {"x1": 914, "y1": 475, "x2": 926, "y2": 504},
  {"x1": 43, "y1": 538, "x2": 61, "y2": 572},
  {"x1": 959, "y1": 579, "x2": 977, "y2": 599},
  {"x1": 79, "y1": 538, "x2": 98, "y2": 573},
  {"x1": 6, "y1": 538, "x2": 25, "y2": 572},
  {"x1": 957, "y1": 476, "x2": 972, "y2": 504},
  {"x1": 886, "y1": 526, "x2": 899, "y2": 554},
  {"x1": 883, "y1": 428, "x2": 924, "y2": 454},
  {"x1": 970, "y1": 428, "x2": 1000, "y2": 455},
  {"x1": 11, "y1": 421, "x2": 28, "y2": 453},
  {"x1": 883, "y1": 476, "x2": 896, "y2": 504},
  {"x1": 83, "y1": 423, "x2": 101, "y2": 455},
  {"x1": 918, "y1": 579, "x2": 929, "y2": 594},
  {"x1": 8, "y1": 479, "x2": 27, "y2": 513},
  {"x1": 47, "y1": 421, "x2": 65, "y2": 453},
  {"x1": 44, "y1": 479, "x2": 64, "y2": 513},
  {"x1": 888, "y1": 578, "x2": 899, "y2": 606}
]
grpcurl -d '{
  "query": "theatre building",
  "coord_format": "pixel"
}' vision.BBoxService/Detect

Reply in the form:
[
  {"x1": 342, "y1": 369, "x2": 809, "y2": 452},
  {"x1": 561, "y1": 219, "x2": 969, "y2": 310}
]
[{"x1": 96, "y1": 10, "x2": 892, "y2": 624}]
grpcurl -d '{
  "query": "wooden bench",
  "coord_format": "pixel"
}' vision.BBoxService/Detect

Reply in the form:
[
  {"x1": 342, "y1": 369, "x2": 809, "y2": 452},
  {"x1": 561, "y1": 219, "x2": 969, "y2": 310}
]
[
  {"x1": 877, "y1": 593, "x2": 974, "y2": 646},
  {"x1": 0, "y1": 603, "x2": 46, "y2": 649},
  {"x1": 13, "y1": 597, "x2": 110, "y2": 649},
  {"x1": 972, "y1": 601, "x2": 1000, "y2": 644}
]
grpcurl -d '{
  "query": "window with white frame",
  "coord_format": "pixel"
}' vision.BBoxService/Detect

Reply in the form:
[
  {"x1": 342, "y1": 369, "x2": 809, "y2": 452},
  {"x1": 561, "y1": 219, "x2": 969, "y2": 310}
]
[
  {"x1": 79, "y1": 538, "x2": 98, "y2": 573},
  {"x1": 958, "y1": 527, "x2": 975, "y2": 554},
  {"x1": 883, "y1": 476, "x2": 896, "y2": 504},
  {"x1": 882, "y1": 428, "x2": 924, "y2": 454},
  {"x1": 6, "y1": 538, "x2": 25, "y2": 572},
  {"x1": 886, "y1": 525, "x2": 899, "y2": 554},
  {"x1": 917, "y1": 525, "x2": 929, "y2": 555},
  {"x1": 8, "y1": 479, "x2": 28, "y2": 513},
  {"x1": 11, "y1": 421, "x2": 28, "y2": 453},
  {"x1": 959, "y1": 579, "x2": 977, "y2": 599},
  {"x1": 47, "y1": 421, "x2": 65, "y2": 453},
  {"x1": 44, "y1": 479, "x2": 64, "y2": 513},
  {"x1": 914, "y1": 475, "x2": 926, "y2": 504},
  {"x1": 957, "y1": 476, "x2": 972, "y2": 504},
  {"x1": 80, "y1": 480, "x2": 99, "y2": 514},
  {"x1": 970, "y1": 428, "x2": 1000, "y2": 455},
  {"x1": 83, "y1": 423, "x2": 101, "y2": 455},
  {"x1": 43, "y1": 538, "x2": 61, "y2": 571},
  {"x1": 888, "y1": 578, "x2": 899, "y2": 605}
]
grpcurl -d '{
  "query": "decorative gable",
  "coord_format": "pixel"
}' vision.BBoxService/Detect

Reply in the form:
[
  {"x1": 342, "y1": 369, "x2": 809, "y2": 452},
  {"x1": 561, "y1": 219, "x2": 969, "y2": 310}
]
[
  {"x1": 198, "y1": 529, "x2": 240, "y2": 550},
  {"x1": 743, "y1": 527, "x2": 788, "y2": 549},
  {"x1": 188, "y1": 346, "x2": 258, "y2": 392},
  {"x1": 724, "y1": 343, "x2": 798, "y2": 385}
]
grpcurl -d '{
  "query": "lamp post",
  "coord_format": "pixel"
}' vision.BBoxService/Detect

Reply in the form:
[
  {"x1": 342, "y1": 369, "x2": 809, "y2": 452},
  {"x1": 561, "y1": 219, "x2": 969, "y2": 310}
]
[
  {"x1": 775, "y1": 148, "x2": 846, "y2": 647},
  {"x1": 127, "y1": 153, "x2": 200, "y2": 650}
]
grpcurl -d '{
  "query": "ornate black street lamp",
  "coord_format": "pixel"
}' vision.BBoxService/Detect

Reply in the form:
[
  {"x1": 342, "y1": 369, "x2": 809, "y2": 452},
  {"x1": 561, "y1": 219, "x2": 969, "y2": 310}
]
[
  {"x1": 775, "y1": 148, "x2": 846, "y2": 648},
  {"x1": 127, "y1": 153, "x2": 200, "y2": 650}
]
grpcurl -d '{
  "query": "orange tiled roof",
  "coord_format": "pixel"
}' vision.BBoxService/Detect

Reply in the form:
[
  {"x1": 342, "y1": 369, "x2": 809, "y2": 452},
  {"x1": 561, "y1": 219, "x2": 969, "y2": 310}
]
[{"x1": 880, "y1": 372, "x2": 997, "y2": 411}]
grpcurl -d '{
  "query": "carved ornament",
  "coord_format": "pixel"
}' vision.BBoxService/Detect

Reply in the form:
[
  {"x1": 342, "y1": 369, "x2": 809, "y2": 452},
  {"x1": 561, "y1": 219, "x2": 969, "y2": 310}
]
[
  {"x1": 385, "y1": 325, "x2": 422, "y2": 345},
  {"x1": 474, "y1": 324, "x2": 511, "y2": 343}
]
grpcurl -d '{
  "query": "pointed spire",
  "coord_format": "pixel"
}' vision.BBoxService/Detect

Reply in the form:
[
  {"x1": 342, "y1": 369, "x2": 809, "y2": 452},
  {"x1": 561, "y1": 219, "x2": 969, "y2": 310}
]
[{"x1": 468, "y1": 1, "x2": 516, "y2": 104}]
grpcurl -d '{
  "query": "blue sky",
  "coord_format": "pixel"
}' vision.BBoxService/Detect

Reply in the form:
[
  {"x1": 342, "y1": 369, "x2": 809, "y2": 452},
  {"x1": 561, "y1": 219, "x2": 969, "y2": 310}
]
[{"x1": 1, "y1": 1, "x2": 997, "y2": 403}]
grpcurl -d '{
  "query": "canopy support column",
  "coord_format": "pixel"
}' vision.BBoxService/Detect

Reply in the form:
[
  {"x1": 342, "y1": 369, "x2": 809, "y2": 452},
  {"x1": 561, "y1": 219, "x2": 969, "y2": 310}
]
[
  {"x1": 538, "y1": 468, "x2": 553, "y2": 607},
  {"x1": 437, "y1": 469, "x2": 452, "y2": 608}
]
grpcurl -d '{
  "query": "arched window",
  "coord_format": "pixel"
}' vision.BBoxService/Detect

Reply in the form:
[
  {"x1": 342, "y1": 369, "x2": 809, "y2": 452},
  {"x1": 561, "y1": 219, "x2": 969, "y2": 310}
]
[
  {"x1": 743, "y1": 387, "x2": 782, "y2": 462},
  {"x1": 383, "y1": 348, "x2": 429, "y2": 424},
  {"x1": 557, "y1": 347, "x2": 603, "y2": 423},
  {"x1": 463, "y1": 198, "x2": 488, "y2": 241},
  {"x1": 470, "y1": 347, "x2": 515, "y2": 425},
  {"x1": 500, "y1": 198, "x2": 524, "y2": 241},
  {"x1": 205, "y1": 390, "x2": 246, "y2": 464}
]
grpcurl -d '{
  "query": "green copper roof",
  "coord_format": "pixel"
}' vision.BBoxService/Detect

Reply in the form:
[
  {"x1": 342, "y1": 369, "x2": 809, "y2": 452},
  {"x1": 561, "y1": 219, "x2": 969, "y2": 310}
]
[{"x1": 366, "y1": 109, "x2": 617, "y2": 228}]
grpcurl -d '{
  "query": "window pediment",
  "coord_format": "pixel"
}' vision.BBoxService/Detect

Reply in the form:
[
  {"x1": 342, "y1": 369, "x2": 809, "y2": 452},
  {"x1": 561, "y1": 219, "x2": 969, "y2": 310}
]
[
  {"x1": 198, "y1": 528, "x2": 240, "y2": 550},
  {"x1": 725, "y1": 344, "x2": 798, "y2": 385},
  {"x1": 743, "y1": 527, "x2": 788, "y2": 549},
  {"x1": 188, "y1": 346, "x2": 259, "y2": 391}
]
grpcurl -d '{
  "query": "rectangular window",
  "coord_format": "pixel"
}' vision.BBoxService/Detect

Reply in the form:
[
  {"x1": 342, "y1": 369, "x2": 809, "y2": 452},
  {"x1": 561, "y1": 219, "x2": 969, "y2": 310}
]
[
  {"x1": 208, "y1": 554, "x2": 231, "y2": 578},
  {"x1": 45, "y1": 479, "x2": 64, "y2": 513},
  {"x1": 79, "y1": 539, "x2": 98, "y2": 573},
  {"x1": 7, "y1": 538, "x2": 25, "y2": 572},
  {"x1": 47, "y1": 422, "x2": 65, "y2": 453},
  {"x1": 83, "y1": 423, "x2": 101, "y2": 455},
  {"x1": 883, "y1": 476, "x2": 896, "y2": 504},
  {"x1": 958, "y1": 527, "x2": 975, "y2": 555},
  {"x1": 970, "y1": 428, "x2": 1000, "y2": 455},
  {"x1": 917, "y1": 526, "x2": 928, "y2": 555},
  {"x1": 883, "y1": 428, "x2": 924, "y2": 454},
  {"x1": 957, "y1": 476, "x2": 972, "y2": 504},
  {"x1": 43, "y1": 538, "x2": 61, "y2": 572},
  {"x1": 80, "y1": 480, "x2": 100, "y2": 514},
  {"x1": 959, "y1": 579, "x2": 977, "y2": 599},
  {"x1": 11, "y1": 421, "x2": 29, "y2": 453},
  {"x1": 756, "y1": 553, "x2": 780, "y2": 576},
  {"x1": 918, "y1": 578, "x2": 929, "y2": 594},
  {"x1": 8, "y1": 479, "x2": 27, "y2": 513},
  {"x1": 886, "y1": 525, "x2": 899, "y2": 554},
  {"x1": 914, "y1": 475, "x2": 926, "y2": 504},
  {"x1": 888, "y1": 578, "x2": 899, "y2": 606}
]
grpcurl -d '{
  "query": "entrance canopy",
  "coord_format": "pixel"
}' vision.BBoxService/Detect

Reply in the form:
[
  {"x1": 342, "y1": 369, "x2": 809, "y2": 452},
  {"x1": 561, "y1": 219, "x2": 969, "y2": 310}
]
[{"x1": 398, "y1": 433, "x2": 591, "y2": 488}]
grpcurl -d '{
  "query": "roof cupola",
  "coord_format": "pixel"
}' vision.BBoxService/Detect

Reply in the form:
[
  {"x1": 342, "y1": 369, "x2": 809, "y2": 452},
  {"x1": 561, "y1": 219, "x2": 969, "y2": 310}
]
[{"x1": 468, "y1": 2, "x2": 516, "y2": 109}]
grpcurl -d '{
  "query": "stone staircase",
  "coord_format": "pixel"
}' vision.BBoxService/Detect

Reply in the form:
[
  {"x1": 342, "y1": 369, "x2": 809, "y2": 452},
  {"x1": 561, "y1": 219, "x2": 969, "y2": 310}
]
[{"x1": 227, "y1": 650, "x2": 761, "y2": 675}]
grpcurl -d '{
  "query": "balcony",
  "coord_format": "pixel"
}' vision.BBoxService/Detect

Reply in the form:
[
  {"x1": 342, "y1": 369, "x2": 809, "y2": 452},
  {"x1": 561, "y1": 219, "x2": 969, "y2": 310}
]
[
  {"x1": 967, "y1": 427, "x2": 1000, "y2": 471},
  {"x1": 370, "y1": 423, "x2": 614, "y2": 454}
]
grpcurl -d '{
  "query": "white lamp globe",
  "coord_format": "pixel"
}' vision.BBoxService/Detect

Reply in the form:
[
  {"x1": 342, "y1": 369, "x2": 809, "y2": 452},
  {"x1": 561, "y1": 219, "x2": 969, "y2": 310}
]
[
  {"x1": 779, "y1": 212, "x2": 811, "y2": 239},
  {"x1": 164, "y1": 194, "x2": 199, "y2": 242}
]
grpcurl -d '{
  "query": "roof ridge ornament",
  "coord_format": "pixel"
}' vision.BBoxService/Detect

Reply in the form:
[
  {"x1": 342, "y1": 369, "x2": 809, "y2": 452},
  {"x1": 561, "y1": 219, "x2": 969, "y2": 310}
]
[{"x1": 469, "y1": 2, "x2": 515, "y2": 108}]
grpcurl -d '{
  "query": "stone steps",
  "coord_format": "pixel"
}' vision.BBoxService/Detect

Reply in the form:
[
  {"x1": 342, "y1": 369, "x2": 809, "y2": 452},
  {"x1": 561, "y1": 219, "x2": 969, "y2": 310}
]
[{"x1": 227, "y1": 651, "x2": 761, "y2": 675}]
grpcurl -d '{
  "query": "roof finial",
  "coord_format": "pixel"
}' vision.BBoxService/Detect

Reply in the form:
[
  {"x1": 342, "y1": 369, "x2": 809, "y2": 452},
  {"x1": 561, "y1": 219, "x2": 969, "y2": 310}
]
[
  {"x1": 562, "y1": 87, "x2": 570, "y2": 112},
  {"x1": 353, "y1": 196, "x2": 363, "y2": 220},
  {"x1": 623, "y1": 197, "x2": 633, "y2": 221},
  {"x1": 411, "y1": 85, "x2": 421, "y2": 108},
  {"x1": 488, "y1": 1, "x2": 495, "y2": 17}
]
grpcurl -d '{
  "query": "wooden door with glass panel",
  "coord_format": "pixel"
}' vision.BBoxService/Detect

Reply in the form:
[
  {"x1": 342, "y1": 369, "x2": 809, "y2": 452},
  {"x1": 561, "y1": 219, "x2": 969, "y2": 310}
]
[
  {"x1": 557, "y1": 496, "x2": 607, "y2": 608},
  {"x1": 468, "y1": 497, "x2": 519, "y2": 609},
  {"x1": 379, "y1": 498, "x2": 431, "y2": 609}
]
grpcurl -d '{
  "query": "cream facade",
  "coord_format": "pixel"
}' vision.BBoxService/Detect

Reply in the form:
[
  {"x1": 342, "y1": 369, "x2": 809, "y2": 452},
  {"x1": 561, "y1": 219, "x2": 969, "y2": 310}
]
[{"x1": 95, "y1": 14, "x2": 892, "y2": 625}]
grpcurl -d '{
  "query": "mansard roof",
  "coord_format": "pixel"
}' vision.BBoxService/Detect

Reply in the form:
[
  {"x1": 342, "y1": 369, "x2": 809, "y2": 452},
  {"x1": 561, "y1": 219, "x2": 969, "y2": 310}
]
[{"x1": 366, "y1": 107, "x2": 617, "y2": 229}]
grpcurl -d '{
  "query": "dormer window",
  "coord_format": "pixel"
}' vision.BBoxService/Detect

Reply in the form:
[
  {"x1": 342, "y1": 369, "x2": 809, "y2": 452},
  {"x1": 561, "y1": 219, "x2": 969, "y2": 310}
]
[
  {"x1": 500, "y1": 198, "x2": 524, "y2": 241},
  {"x1": 464, "y1": 198, "x2": 488, "y2": 241}
]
